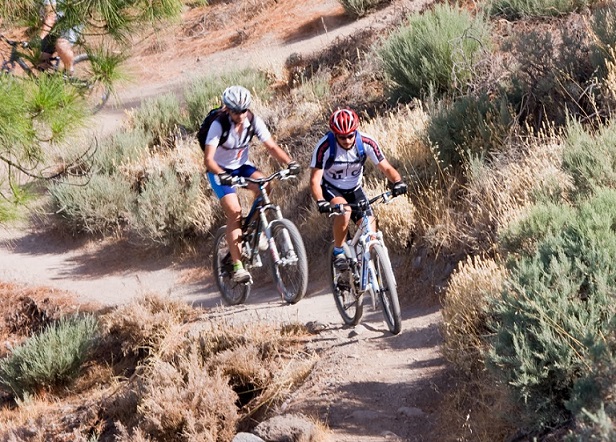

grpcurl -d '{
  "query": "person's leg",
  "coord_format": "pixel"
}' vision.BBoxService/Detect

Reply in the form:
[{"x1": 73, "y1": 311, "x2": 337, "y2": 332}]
[
  {"x1": 220, "y1": 193, "x2": 243, "y2": 264},
  {"x1": 55, "y1": 38, "x2": 75, "y2": 73}
]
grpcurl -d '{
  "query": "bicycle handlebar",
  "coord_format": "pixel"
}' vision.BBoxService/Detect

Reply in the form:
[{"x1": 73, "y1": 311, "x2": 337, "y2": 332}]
[
  {"x1": 230, "y1": 168, "x2": 295, "y2": 188},
  {"x1": 0, "y1": 34, "x2": 28, "y2": 48},
  {"x1": 329, "y1": 190, "x2": 394, "y2": 216}
]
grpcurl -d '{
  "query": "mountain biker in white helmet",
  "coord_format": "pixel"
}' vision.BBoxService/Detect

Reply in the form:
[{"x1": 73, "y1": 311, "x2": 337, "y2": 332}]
[
  {"x1": 39, "y1": 0, "x2": 82, "y2": 73},
  {"x1": 310, "y1": 107, "x2": 407, "y2": 271},
  {"x1": 204, "y1": 85, "x2": 301, "y2": 283}
]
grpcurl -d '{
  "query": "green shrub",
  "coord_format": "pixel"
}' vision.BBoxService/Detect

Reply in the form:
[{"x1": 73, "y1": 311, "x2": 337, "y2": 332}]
[
  {"x1": 488, "y1": 188, "x2": 616, "y2": 434},
  {"x1": 427, "y1": 91, "x2": 515, "y2": 167},
  {"x1": 0, "y1": 314, "x2": 99, "y2": 399},
  {"x1": 133, "y1": 168, "x2": 214, "y2": 244},
  {"x1": 567, "y1": 331, "x2": 616, "y2": 441},
  {"x1": 338, "y1": 0, "x2": 386, "y2": 18},
  {"x1": 130, "y1": 93, "x2": 185, "y2": 149},
  {"x1": 379, "y1": 3, "x2": 490, "y2": 101},
  {"x1": 184, "y1": 68, "x2": 271, "y2": 130},
  {"x1": 562, "y1": 121, "x2": 616, "y2": 199},
  {"x1": 49, "y1": 173, "x2": 136, "y2": 234},
  {"x1": 490, "y1": 0, "x2": 593, "y2": 19}
]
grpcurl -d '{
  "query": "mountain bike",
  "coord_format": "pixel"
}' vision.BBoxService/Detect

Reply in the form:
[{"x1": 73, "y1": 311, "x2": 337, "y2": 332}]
[
  {"x1": 212, "y1": 169, "x2": 308, "y2": 306},
  {"x1": 0, "y1": 34, "x2": 110, "y2": 114},
  {"x1": 328, "y1": 190, "x2": 402, "y2": 334}
]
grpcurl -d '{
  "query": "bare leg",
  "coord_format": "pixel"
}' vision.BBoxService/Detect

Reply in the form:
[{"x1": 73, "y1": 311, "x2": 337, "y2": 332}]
[
  {"x1": 55, "y1": 38, "x2": 75, "y2": 73},
  {"x1": 220, "y1": 193, "x2": 243, "y2": 263},
  {"x1": 331, "y1": 196, "x2": 350, "y2": 248}
]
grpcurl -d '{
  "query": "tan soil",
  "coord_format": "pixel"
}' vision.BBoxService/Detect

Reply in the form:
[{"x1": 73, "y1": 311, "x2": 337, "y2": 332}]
[{"x1": 0, "y1": 1, "x2": 451, "y2": 440}]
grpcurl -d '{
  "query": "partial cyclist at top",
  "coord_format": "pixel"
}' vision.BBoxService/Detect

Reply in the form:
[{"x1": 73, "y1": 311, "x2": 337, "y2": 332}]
[
  {"x1": 309, "y1": 108, "x2": 408, "y2": 270},
  {"x1": 202, "y1": 85, "x2": 301, "y2": 284},
  {"x1": 38, "y1": 0, "x2": 82, "y2": 73}
]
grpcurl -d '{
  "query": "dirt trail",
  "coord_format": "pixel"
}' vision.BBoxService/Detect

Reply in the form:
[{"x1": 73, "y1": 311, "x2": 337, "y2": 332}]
[{"x1": 0, "y1": 1, "x2": 449, "y2": 440}]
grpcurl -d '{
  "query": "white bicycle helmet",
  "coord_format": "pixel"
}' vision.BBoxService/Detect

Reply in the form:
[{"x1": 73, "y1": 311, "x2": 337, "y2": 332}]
[{"x1": 222, "y1": 85, "x2": 252, "y2": 112}]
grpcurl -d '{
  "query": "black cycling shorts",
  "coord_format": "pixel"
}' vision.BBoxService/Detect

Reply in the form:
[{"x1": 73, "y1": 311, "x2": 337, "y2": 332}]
[{"x1": 321, "y1": 181, "x2": 372, "y2": 223}]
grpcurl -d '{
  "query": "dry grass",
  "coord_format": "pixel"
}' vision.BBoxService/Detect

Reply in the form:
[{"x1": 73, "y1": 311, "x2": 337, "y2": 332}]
[
  {"x1": 440, "y1": 255, "x2": 507, "y2": 373},
  {"x1": 0, "y1": 288, "x2": 320, "y2": 441}
]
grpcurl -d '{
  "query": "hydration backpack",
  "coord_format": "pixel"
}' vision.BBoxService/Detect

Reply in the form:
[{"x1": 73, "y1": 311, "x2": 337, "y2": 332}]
[
  {"x1": 197, "y1": 107, "x2": 255, "y2": 151},
  {"x1": 324, "y1": 130, "x2": 365, "y2": 168}
]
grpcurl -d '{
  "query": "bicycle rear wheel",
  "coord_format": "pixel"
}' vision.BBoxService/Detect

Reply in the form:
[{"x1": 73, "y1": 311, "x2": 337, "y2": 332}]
[
  {"x1": 212, "y1": 226, "x2": 250, "y2": 305},
  {"x1": 329, "y1": 243, "x2": 363, "y2": 326},
  {"x1": 71, "y1": 53, "x2": 110, "y2": 114},
  {"x1": 268, "y1": 219, "x2": 308, "y2": 304},
  {"x1": 370, "y1": 244, "x2": 401, "y2": 334}
]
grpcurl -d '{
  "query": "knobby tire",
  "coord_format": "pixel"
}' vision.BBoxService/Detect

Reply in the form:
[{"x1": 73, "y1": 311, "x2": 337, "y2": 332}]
[
  {"x1": 212, "y1": 226, "x2": 250, "y2": 305},
  {"x1": 268, "y1": 219, "x2": 308, "y2": 304},
  {"x1": 329, "y1": 243, "x2": 363, "y2": 326},
  {"x1": 370, "y1": 244, "x2": 401, "y2": 334}
]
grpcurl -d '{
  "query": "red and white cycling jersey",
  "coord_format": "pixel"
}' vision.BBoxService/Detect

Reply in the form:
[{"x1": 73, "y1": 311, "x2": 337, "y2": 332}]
[
  {"x1": 310, "y1": 132, "x2": 385, "y2": 190},
  {"x1": 206, "y1": 114, "x2": 271, "y2": 170}
]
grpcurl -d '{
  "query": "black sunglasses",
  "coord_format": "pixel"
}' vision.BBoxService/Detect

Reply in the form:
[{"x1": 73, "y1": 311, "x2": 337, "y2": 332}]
[{"x1": 230, "y1": 109, "x2": 248, "y2": 115}]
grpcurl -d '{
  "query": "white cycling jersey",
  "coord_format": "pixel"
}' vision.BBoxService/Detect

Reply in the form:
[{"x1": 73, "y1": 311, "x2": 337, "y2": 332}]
[
  {"x1": 206, "y1": 113, "x2": 272, "y2": 170},
  {"x1": 310, "y1": 131, "x2": 385, "y2": 190}
]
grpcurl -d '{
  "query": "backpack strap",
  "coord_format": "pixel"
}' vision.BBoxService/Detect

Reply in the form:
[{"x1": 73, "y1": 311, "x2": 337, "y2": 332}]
[{"x1": 325, "y1": 130, "x2": 365, "y2": 168}]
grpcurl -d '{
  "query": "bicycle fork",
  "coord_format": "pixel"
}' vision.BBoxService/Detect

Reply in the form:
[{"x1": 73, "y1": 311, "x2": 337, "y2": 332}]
[{"x1": 259, "y1": 209, "x2": 298, "y2": 267}]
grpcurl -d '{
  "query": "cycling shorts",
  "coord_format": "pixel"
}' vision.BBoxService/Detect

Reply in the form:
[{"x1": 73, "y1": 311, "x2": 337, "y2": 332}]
[
  {"x1": 321, "y1": 180, "x2": 372, "y2": 223},
  {"x1": 207, "y1": 163, "x2": 258, "y2": 199}
]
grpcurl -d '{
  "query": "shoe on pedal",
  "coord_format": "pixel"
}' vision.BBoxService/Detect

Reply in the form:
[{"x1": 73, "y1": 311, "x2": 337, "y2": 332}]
[
  {"x1": 232, "y1": 267, "x2": 251, "y2": 284},
  {"x1": 333, "y1": 253, "x2": 349, "y2": 271}
]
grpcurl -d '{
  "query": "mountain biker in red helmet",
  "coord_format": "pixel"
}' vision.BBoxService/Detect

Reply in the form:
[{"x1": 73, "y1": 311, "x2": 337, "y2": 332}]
[
  {"x1": 309, "y1": 108, "x2": 407, "y2": 270},
  {"x1": 204, "y1": 85, "x2": 300, "y2": 283}
]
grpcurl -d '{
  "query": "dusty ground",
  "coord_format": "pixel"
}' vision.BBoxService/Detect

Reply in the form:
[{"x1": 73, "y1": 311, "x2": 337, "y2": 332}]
[{"x1": 0, "y1": 1, "x2": 452, "y2": 440}]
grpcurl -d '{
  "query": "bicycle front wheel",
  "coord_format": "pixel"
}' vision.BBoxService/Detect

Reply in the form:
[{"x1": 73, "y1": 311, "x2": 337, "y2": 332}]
[
  {"x1": 268, "y1": 219, "x2": 308, "y2": 304},
  {"x1": 212, "y1": 226, "x2": 250, "y2": 305},
  {"x1": 71, "y1": 54, "x2": 110, "y2": 114},
  {"x1": 329, "y1": 243, "x2": 363, "y2": 326},
  {"x1": 370, "y1": 244, "x2": 402, "y2": 334}
]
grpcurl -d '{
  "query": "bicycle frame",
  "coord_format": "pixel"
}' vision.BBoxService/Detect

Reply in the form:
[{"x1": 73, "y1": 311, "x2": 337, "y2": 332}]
[
  {"x1": 335, "y1": 192, "x2": 396, "y2": 308},
  {"x1": 1, "y1": 35, "x2": 36, "y2": 74},
  {"x1": 233, "y1": 170, "x2": 298, "y2": 269}
]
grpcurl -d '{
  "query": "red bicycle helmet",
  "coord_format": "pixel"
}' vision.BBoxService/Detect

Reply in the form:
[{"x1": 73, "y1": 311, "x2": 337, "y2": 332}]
[{"x1": 329, "y1": 108, "x2": 360, "y2": 136}]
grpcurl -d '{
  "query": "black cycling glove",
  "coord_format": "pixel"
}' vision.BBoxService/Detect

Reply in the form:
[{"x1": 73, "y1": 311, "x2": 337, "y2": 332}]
[
  {"x1": 390, "y1": 181, "x2": 408, "y2": 197},
  {"x1": 317, "y1": 199, "x2": 332, "y2": 214},
  {"x1": 218, "y1": 172, "x2": 233, "y2": 186},
  {"x1": 287, "y1": 161, "x2": 301, "y2": 176}
]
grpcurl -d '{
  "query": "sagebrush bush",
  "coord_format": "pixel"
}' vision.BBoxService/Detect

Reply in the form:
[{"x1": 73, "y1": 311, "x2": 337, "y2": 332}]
[
  {"x1": 379, "y1": 3, "x2": 491, "y2": 101},
  {"x1": 128, "y1": 93, "x2": 186, "y2": 149},
  {"x1": 488, "y1": 187, "x2": 616, "y2": 434},
  {"x1": 490, "y1": 0, "x2": 593, "y2": 19},
  {"x1": 183, "y1": 68, "x2": 271, "y2": 130},
  {"x1": 0, "y1": 314, "x2": 99, "y2": 399},
  {"x1": 567, "y1": 331, "x2": 616, "y2": 441},
  {"x1": 338, "y1": 0, "x2": 386, "y2": 18},
  {"x1": 427, "y1": 91, "x2": 515, "y2": 168},
  {"x1": 562, "y1": 120, "x2": 616, "y2": 200},
  {"x1": 49, "y1": 173, "x2": 136, "y2": 234}
]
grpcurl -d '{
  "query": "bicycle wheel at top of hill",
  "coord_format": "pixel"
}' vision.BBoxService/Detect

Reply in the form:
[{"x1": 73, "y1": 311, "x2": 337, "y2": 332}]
[
  {"x1": 268, "y1": 219, "x2": 308, "y2": 304},
  {"x1": 370, "y1": 244, "x2": 401, "y2": 334},
  {"x1": 328, "y1": 243, "x2": 363, "y2": 326},
  {"x1": 212, "y1": 226, "x2": 250, "y2": 305},
  {"x1": 71, "y1": 54, "x2": 110, "y2": 114}
]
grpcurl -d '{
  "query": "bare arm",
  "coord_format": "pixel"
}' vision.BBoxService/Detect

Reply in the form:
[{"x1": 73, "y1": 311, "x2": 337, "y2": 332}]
[
  {"x1": 310, "y1": 168, "x2": 325, "y2": 201},
  {"x1": 203, "y1": 144, "x2": 224, "y2": 174},
  {"x1": 377, "y1": 159, "x2": 402, "y2": 184},
  {"x1": 263, "y1": 138, "x2": 292, "y2": 166},
  {"x1": 40, "y1": 4, "x2": 57, "y2": 40}
]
